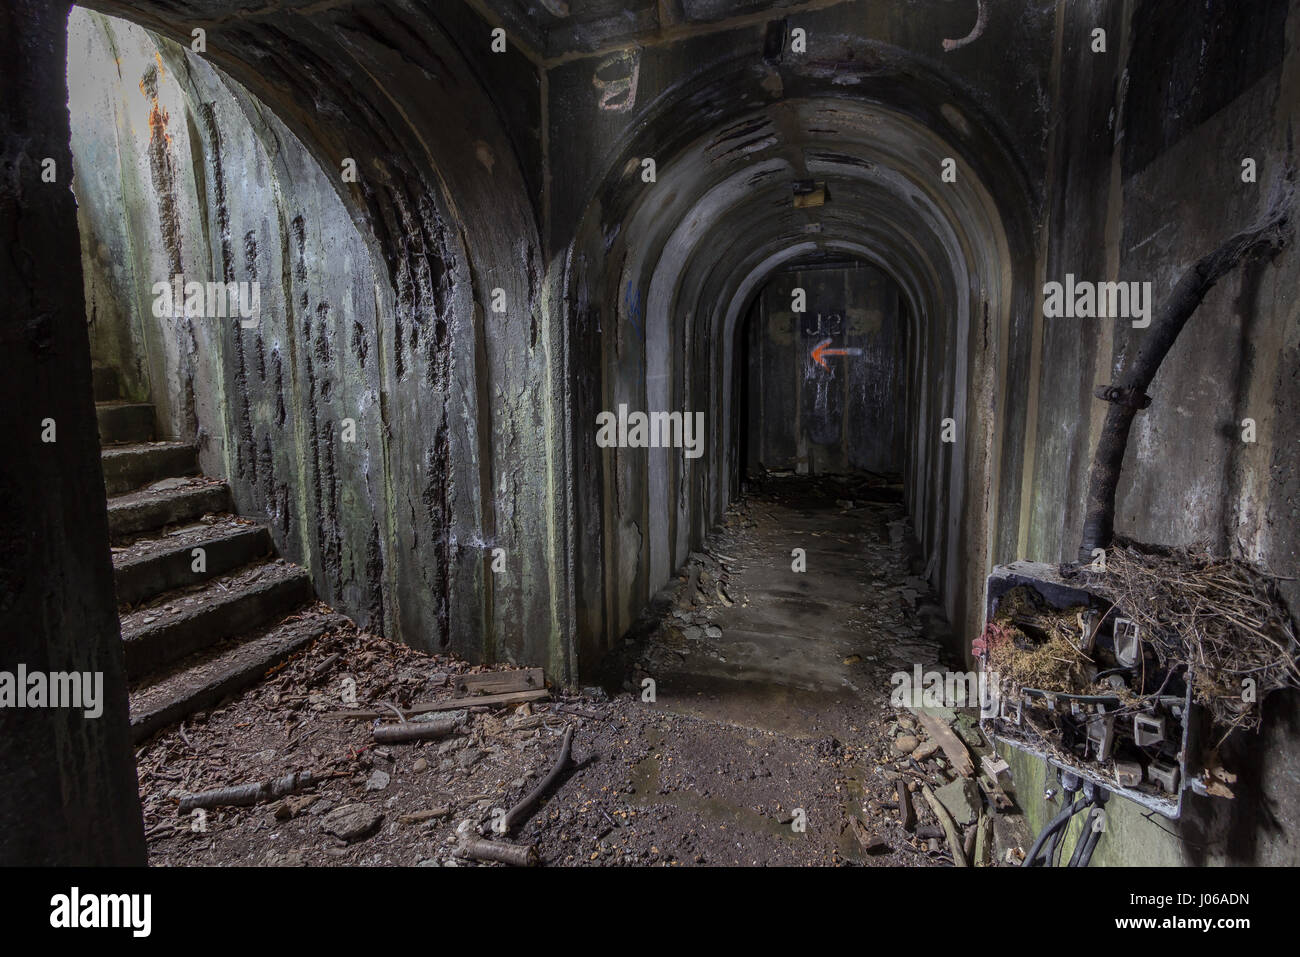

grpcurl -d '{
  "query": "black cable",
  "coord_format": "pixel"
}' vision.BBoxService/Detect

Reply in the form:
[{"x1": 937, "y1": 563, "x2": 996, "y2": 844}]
[
  {"x1": 1067, "y1": 807, "x2": 1100, "y2": 867},
  {"x1": 1021, "y1": 794, "x2": 1087, "y2": 866},
  {"x1": 1074, "y1": 819, "x2": 1103, "y2": 867}
]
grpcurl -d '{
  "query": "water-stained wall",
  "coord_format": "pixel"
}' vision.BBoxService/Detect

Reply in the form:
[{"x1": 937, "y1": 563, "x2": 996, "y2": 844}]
[
  {"x1": 1004, "y1": 0, "x2": 1300, "y2": 867},
  {"x1": 69, "y1": 6, "x2": 569, "y2": 679},
  {"x1": 745, "y1": 262, "x2": 905, "y2": 475}
]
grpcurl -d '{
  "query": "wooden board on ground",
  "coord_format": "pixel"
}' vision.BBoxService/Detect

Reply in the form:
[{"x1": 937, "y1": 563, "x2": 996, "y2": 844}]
[
  {"x1": 454, "y1": 667, "x2": 545, "y2": 698},
  {"x1": 325, "y1": 688, "x2": 549, "y2": 721},
  {"x1": 914, "y1": 711, "x2": 975, "y2": 777}
]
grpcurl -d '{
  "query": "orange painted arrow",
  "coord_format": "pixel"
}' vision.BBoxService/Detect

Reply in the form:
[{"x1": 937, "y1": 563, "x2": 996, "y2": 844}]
[{"x1": 811, "y1": 337, "x2": 863, "y2": 369}]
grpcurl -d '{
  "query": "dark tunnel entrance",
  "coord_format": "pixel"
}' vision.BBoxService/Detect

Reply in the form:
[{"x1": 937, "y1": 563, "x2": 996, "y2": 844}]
[{"x1": 565, "y1": 89, "x2": 1035, "y2": 682}]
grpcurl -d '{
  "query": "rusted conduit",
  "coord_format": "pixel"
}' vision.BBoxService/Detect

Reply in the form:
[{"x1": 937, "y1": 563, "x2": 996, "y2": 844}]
[
  {"x1": 1077, "y1": 186, "x2": 1293, "y2": 564},
  {"x1": 503, "y1": 725, "x2": 574, "y2": 834}
]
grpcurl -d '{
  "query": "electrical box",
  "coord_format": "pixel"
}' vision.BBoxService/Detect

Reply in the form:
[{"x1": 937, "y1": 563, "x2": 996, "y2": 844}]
[{"x1": 978, "y1": 562, "x2": 1203, "y2": 819}]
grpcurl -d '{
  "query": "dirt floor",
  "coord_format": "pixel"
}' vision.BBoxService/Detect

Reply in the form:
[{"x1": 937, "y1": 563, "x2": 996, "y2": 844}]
[{"x1": 138, "y1": 475, "x2": 1025, "y2": 866}]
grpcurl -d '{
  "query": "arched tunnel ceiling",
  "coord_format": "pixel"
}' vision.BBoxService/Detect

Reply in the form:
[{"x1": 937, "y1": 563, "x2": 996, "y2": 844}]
[{"x1": 571, "y1": 89, "x2": 1026, "y2": 374}]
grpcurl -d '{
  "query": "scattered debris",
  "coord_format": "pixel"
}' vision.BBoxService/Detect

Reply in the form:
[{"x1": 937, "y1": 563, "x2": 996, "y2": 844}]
[
  {"x1": 915, "y1": 711, "x2": 974, "y2": 777},
  {"x1": 178, "y1": 770, "x2": 322, "y2": 812},
  {"x1": 372, "y1": 715, "x2": 461, "y2": 743}
]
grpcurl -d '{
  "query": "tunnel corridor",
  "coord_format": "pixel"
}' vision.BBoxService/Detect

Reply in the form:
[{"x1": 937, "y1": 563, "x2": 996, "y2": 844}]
[{"x1": 4, "y1": 0, "x2": 1300, "y2": 880}]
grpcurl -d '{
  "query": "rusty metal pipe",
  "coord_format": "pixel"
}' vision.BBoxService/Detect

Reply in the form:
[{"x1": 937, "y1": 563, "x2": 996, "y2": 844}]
[{"x1": 1077, "y1": 193, "x2": 1292, "y2": 564}]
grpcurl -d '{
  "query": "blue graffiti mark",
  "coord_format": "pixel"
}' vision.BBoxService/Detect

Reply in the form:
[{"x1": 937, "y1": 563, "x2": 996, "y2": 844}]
[
  {"x1": 624, "y1": 281, "x2": 645, "y2": 340},
  {"x1": 624, "y1": 281, "x2": 646, "y2": 390}
]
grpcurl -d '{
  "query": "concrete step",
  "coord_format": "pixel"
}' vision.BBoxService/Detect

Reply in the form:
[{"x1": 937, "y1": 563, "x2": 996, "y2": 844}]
[
  {"x1": 107, "y1": 478, "x2": 231, "y2": 543},
  {"x1": 120, "y1": 559, "x2": 315, "y2": 681},
  {"x1": 129, "y1": 604, "x2": 349, "y2": 743},
  {"x1": 96, "y1": 401, "x2": 155, "y2": 445},
  {"x1": 101, "y1": 441, "x2": 197, "y2": 496},
  {"x1": 113, "y1": 519, "x2": 272, "y2": 606},
  {"x1": 92, "y1": 365, "x2": 120, "y2": 403}
]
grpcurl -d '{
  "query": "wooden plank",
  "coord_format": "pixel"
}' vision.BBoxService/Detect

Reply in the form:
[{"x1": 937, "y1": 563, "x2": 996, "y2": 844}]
[
  {"x1": 324, "y1": 688, "x2": 549, "y2": 721},
  {"x1": 973, "y1": 810, "x2": 993, "y2": 867},
  {"x1": 454, "y1": 667, "x2": 545, "y2": 698},
  {"x1": 915, "y1": 711, "x2": 975, "y2": 777},
  {"x1": 921, "y1": 784, "x2": 968, "y2": 867}
]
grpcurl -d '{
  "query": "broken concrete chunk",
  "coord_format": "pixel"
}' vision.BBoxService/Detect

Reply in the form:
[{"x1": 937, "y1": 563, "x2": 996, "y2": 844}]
[{"x1": 934, "y1": 777, "x2": 981, "y2": 827}]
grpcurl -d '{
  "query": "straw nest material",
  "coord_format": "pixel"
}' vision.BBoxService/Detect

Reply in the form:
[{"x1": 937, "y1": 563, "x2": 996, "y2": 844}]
[{"x1": 1079, "y1": 540, "x2": 1300, "y2": 735}]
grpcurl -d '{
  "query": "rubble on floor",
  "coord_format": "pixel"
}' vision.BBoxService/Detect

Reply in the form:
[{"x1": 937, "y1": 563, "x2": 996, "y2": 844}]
[{"x1": 138, "y1": 475, "x2": 1029, "y2": 866}]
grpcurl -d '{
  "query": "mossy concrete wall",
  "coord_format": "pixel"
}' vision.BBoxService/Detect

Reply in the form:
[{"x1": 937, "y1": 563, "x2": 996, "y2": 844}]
[
  {"x1": 71, "y1": 3, "x2": 572, "y2": 680},
  {"x1": 1002, "y1": 0, "x2": 1300, "y2": 867}
]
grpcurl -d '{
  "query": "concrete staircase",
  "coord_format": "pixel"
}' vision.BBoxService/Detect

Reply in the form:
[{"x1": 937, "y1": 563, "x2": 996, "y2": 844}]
[{"x1": 95, "y1": 368, "x2": 346, "y2": 743}]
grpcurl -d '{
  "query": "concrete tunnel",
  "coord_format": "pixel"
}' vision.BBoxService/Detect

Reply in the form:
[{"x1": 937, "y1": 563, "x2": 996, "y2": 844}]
[{"x1": 3, "y1": 0, "x2": 1300, "y2": 875}]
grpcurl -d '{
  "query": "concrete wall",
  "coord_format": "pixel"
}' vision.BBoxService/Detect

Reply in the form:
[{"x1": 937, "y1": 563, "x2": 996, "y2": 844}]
[
  {"x1": 1004, "y1": 0, "x2": 1300, "y2": 866},
  {"x1": 71, "y1": 3, "x2": 574, "y2": 681},
  {"x1": 744, "y1": 262, "x2": 905, "y2": 475},
  {"x1": 1, "y1": 0, "x2": 144, "y2": 865}
]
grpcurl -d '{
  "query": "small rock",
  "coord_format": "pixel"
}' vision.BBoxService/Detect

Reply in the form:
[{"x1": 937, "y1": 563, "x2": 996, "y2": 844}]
[
  {"x1": 456, "y1": 749, "x2": 482, "y2": 770},
  {"x1": 412, "y1": 757, "x2": 429, "y2": 773},
  {"x1": 321, "y1": 803, "x2": 382, "y2": 842},
  {"x1": 704, "y1": 626, "x2": 722, "y2": 639},
  {"x1": 365, "y1": 770, "x2": 391, "y2": 792},
  {"x1": 893, "y1": 734, "x2": 919, "y2": 753},
  {"x1": 912, "y1": 740, "x2": 940, "y2": 761}
]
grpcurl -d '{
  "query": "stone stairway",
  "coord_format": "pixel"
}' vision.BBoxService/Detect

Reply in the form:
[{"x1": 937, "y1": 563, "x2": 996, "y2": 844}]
[{"x1": 94, "y1": 368, "x2": 347, "y2": 743}]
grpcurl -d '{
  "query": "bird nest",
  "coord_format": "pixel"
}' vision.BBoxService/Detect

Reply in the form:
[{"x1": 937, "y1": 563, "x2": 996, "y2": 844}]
[
  {"x1": 980, "y1": 592, "x2": 1093, "y2": 695},
  {"x1": 1077, "y1": 539, "x2": 1300, "y2": 736}
]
